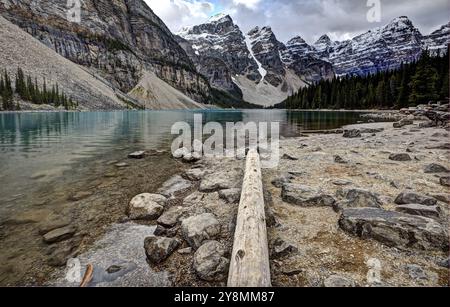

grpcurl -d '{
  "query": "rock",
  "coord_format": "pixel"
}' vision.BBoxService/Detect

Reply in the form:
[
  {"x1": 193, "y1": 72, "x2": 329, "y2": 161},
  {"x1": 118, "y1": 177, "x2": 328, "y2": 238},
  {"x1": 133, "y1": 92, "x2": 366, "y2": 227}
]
[
  {"x1": 430, "y1": 193, "x2": 450, "y2": 204},
  {"x1": 178, "y1": 247, "x2": 193, "y2": 255},
  {"x1": 157, "y1": 206, "x2": 185, "y2": 228},
  {"x1": 181, "y1": 213, "x2": 221, "y2": 249},
  {"x1": 182, "y1": 152, "x2": 201, "y2": 163},
  {"x1": 437, "y1": 258, "x2": 449, "y2": 268},
  {"x1": 396, "y1": 204, "x2": 441, "y2": 219},
  {"x1": 281, "y1": 268, "x2": 303, "y2": 276},
  {"x1": 395, "y1": 191, "x2": 437, "y2": 206},
  {"x1": 43, "y1": 226, "x2": 77, "y2": 244},
  {"x1": 393, "y1": 118, "x2": 413, "y2": 128},
  {"x1": 425, "y1": 143, "x2": 450, "y2": 150},
  {"x1": 183, "y1": 168, "x2": 207, "y2": 181},
  {"x1": 38, "y1": 215, "x2": 72, "y2": 235},
  {"x1": 173, "y1": 147, "x2": 189, "y2": 159},
  {"x1": 281, "y1": 183, "x2": 336, "y2": 207},
  {"x1": 419, "y1": 121, "x2": 435, "y2": 128},
  {"x1": 271, "y1": 173, "x2": 297, "y2": 188},
  {"x1": 68, "y1": 191, "x2": 93, "y2": 201},
  {"x1": 324, "y1": 275, "x2": 356, "y2": 287},
  {"x1": 389, "y1": 153, "x2": 412, "y2": 161},
  {"x1": 424, "y1": 163, "x2": 449, "y2": 173},
  {"x1": 128, "y1": 151, "x2": 145, "y2": 159},
  {"x1": 128, "y1": 193, "x2": 167, "y2": 220},
  {"x1": 282, "y1": 153, "x2": 299, "y2": 161},
  {"x1": 193, "y1": 241, "x2": 229, "y2": 282},
  {"x1": 407, "y1": 264, "x2": 427, "y2": 280},
  {"x1": 144, "y1": 236, "x2": 180, "y2": 264},
  {"x1": 334, "y1": 155, "x2": 348, "y2": 164},
  {"x1": 158, "y1": 175, "x2": 192, "y2": 198},
  {"x1": 46, "y1": 237, "x2": 81, "y2": 267},
  {"x1": 335, "y1": 188, "x2": 383, "y2": 211},
  {"x1": 332, "y1": 179, "x2": 353, "y2": 186},
  {"x1": 153, "y1": 225, "x2": 179, "y2": 238},
  {"x1": 218, "y1": 188, "x2": 241, "y2": 204},
  {"x1": 271, "y1": 238, "x2": 298, "y2": 259},
  {"x1": 199, "y1": 168, "x2": 243, "y2": 192},
  {"x1": 440, "y1": 176, "x2": 450, "y2": 187},
  {"x1": 115, "y1": 162, "x2": 129, "y2": 168},
  {"x1": 339, "y1": 208, "x2": 448, "y2": 251},
  {"x1": 360, "y1": 128, "x2": 384, "y2": 134},
  {"x1": 343, "y1": 129, "x2": 361, "y2": 138}
]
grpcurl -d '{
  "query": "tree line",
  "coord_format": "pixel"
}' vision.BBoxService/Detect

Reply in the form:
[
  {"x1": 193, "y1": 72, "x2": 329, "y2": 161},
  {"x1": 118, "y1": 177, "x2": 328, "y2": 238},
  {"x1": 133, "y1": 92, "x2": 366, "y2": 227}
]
[
  {"x1": 278, "y1": 48, "x2": 449, "y2": 110},
  {"x1": 0, "y1": 68, "x2": 77, "y2": 111}
]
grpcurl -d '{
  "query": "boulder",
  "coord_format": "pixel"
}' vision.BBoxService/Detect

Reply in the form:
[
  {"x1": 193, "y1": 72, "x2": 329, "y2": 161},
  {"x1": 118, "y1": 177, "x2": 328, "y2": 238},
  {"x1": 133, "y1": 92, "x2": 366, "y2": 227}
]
[
  {"x1": 181, "y1": 213, "x2": 221, "y2": 249},
  {"x1": 395, "y1": 191, "x2": 437, "y2": 206},
  {"x1": 144, "y1": 236, "x2": 180, "y2": 264},
  {"x1": 128, "y1": 151, "x2": 145, "y2": 159},
  {"x1": 158, "y1": 175, "x2": 192, "y2": 198},
  {"x1": 199, "y1": 168, "x2": 243, "y2": 192},
  {"x1": 281, "y1": 183, "x2": 336, "y2": 207},
  {"x1": 396, "y1": 204, "x2": 441, "y2": 219},
  {"x1": 389, "y1": 153, "x2": 412, "y2": 162},
  {"x1": 424, "y1": 163, "x2": 449, "y2": 173},
  {"x1": 43, "y1": 226, "x2": 77, "y2": 244},
  {"x1": 157, "y1": 206, "x2": 186, "y2": 228},
  {"x1": 335, "y1": 188, "x2": 383, "y2": 211},
  {"x1": 338, "y1": 208, "x2": 448, "y2": 251},
  {"x1": 183, "y1": 168, "x2": 207, "y2": 181},
  {"x1": 324, "y1": 275, "x2": 356, "y2": 287},
  {"x1": 343, "y1": 129, "x2": 361, "y2": 138},
  {"x1": 218, "y1": 188, "x2": 241, "y2": 204},
  {"x1": 193, "y1": 241, "x2": 229, "y2": 282},
  {"x1": 440, "y1": 177, "x2": 450, "y2": 187},
  {"x1": 128, "y1": 193, "x2": 167, "y2": 220}
]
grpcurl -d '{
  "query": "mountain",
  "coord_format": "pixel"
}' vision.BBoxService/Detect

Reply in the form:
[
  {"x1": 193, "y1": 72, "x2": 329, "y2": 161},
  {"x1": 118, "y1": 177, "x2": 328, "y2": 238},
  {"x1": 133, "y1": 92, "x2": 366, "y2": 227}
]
[
  {"x1": 309, "y1": 17, "x2": 449, "y2": 76},
  {"x1": 178, "y1": 15, "x2": 333, "y2": 106},
  {"x1": 0, "y1": 0, "x2": 211, "y2": 108}
]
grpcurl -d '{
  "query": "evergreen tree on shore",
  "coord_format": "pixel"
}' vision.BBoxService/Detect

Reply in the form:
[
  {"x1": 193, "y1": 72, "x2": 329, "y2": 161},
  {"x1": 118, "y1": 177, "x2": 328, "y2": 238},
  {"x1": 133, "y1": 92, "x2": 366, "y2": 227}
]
[{"x1": 279, "y1": 47, "x2": 449, "y2": 110}]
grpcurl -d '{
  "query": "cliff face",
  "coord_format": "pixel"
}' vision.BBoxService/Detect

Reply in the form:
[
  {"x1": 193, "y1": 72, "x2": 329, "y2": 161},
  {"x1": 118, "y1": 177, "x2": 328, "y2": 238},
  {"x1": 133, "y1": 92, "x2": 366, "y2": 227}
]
[{"x1": 0, "y1": 0, "x2": 211, "y2": 103}]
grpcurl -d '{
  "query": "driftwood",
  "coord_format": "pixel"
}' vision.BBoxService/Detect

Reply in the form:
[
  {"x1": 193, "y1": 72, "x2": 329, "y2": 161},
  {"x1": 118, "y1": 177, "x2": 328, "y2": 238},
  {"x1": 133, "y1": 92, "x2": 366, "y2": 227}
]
[
  {"x1": 79, "y1": 264, "x2": 94, "y2": 287},
  {"x1": 227, "y1": 149, "x2": 271, "y2": 287}
]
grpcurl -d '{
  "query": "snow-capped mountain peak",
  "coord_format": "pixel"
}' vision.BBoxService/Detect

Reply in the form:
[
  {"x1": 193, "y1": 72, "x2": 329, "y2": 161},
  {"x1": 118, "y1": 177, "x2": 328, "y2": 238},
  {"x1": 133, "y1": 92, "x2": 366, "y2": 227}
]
[{"x1": 207, "y1": 13, "x2": 233, "y2": 24}]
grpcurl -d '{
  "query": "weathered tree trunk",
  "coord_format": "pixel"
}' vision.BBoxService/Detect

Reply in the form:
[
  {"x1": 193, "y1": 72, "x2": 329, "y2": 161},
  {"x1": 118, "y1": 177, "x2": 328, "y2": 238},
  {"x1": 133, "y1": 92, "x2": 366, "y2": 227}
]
[{"x1": 228, "y1": 149, "x2": 271, "y2": 287}]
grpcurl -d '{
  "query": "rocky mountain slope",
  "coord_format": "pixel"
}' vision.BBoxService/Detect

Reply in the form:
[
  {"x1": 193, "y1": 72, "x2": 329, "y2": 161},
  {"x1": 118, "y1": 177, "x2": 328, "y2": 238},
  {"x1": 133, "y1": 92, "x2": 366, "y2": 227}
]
[
  {"x1": 0, "y1": 0, "x2": 211, "y2": 107},
  {"x1": 306, "y1": 17, "x2": 449, "y2": 76},
  {"x1": 0, "y1": 15, "x2": 126, "y2": 110},
  {"x1": 178, "y1": 14, "x2": 331, "y2": 107}
]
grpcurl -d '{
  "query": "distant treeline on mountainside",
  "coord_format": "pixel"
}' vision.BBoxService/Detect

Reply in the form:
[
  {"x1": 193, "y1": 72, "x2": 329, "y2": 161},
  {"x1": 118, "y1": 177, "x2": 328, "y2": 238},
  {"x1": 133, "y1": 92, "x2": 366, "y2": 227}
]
[{"x1": 277, "y1": 47, "x2": 449, "y2": 110}]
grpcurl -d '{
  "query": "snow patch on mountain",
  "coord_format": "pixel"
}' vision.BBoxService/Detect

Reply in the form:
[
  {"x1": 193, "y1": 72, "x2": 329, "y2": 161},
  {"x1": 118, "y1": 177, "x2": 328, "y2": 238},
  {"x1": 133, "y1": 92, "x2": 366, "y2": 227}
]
[{"x1": 245, "y1": 34, "x2": 267, "y2": 83}]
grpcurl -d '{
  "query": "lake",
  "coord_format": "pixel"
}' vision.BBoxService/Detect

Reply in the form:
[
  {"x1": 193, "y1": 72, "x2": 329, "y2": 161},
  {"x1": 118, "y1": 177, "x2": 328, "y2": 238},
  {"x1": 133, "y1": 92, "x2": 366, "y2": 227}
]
[{"x1": 0, "y1": 110, "x2": 370, "y2": 285}]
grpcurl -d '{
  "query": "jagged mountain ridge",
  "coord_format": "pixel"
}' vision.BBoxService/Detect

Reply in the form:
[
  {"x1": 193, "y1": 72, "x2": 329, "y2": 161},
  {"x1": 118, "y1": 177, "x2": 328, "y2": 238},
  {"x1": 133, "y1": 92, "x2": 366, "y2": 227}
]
[{"x1": 0, "y1": 0, "x2": 211, "y2": 105}]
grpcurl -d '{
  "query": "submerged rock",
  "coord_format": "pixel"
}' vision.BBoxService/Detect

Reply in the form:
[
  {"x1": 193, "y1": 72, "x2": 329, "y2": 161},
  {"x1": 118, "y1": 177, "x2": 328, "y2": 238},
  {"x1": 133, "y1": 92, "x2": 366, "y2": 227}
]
[
  {"x1": 193, "y1": 241, "x2": 229, "y2": 282},
  {"x1": 339, "y1": 208, "x2": 448, "y2": 251},
  {"x1": 144, "y1": 236, "x2": 180, "y2": 264},
  {"x1": 128, "y1": 193, "x2": 167, "y2": 220},
  {"x1": 43, "y1": 226, "x2": 77, "y2": 244},
  {"x1": 181, "y1": 213, "x2": 221, "y2": 249},
  {"x1": 128, "y1": 151, "x2": 145, "y2": 159},
  {"x1": 281, "y1": 183, "x2": 335, "y2": 207}
]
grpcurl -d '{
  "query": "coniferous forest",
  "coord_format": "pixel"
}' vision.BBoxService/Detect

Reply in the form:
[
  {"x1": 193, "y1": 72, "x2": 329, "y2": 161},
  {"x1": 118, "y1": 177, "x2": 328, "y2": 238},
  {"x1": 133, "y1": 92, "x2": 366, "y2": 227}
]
[
  {"x1": 277, "y1": 48, "x2": 449, "y2": 110},
  {"x1": 0, "y1": 68, "x2": 77, "y2": 111}
]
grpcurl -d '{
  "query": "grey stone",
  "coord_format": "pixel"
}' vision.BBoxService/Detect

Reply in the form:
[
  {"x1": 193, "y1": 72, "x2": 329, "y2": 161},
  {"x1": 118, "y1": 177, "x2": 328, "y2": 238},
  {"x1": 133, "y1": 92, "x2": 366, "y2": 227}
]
[
  {"x1": 395, "y1": 191, "x2": 437, "y2": 206},
  {"x1": 43, "y1": 226, "x2": 77, "y2": 244},
  {"x1": 282, "y1": 153, "x2": 299, "y2": 161},
  {"x1": 173, "y1": 147, "x2": 189, "y2": 159},
  {"x1": 424, "y1": 163, "x2": 449, "y2": 173},
  {"x1": 69, "y1": 191, "x2": 93, "y2": 201},
  {"x1": 158, "y1": 175, "x2": 192, "y2": 198},
  {"x1": 193, "y1": 241, "x2": 229, "y2": 282},
  {"x1": 281, "y1": 183, "x2": 336, "y2": 207},
  {"x1": 128, "y1": 151, "x2": 145, "y2": 159},
  {"x1": 430, "y1": 193, "x2": 450, "y2": 204},
  {"x1": 38, "y1": 215, "x2": 72, "y2": 235},
  {"x1": 143, "y1": 236, "x2": 180, "y2": 264},
  {"x1": 199, "y1": 168, "x2": 243, "y2": 192},
  {"x1": 218, "y1": 188, "x2": 241, "y2": 204},
  {"x1": 271, "y1": 238, "x2": 298, "y2": 259},
  {"x1": 183, "y1": 168, "x2": 207, "y2": 181},
  {"x1": 178, "y1": 247, "x2": 193, "y2": 255},
  {"x1": 157, "y1": 206, "x2": 185, "y2": 228},
  {"x1": 440, "y1": 176, "x2": 450, "y2": 187},
  {"x1": 339, "y1": 208, "x2": 448, "y2": 251},
  {"x1": 271, "y1": 173, "x2": 297, "y2": 188},
  {"x1": 324, "y1": 275, "x2": 356, "y2": 287},
  {"x1": 396, "y1": 204, "x2": 441, "y2": 219},
  {"x1": 343, "y1": 129, "x2": 361, "y2": 138},
  {"x1": 332, "y1": 179, "x2": 353, "y2": 186},
  {"x1": 335, "y1": 188, "x2": 383, "y2": 212},
  {"x1": 393, "y1": 119, "x2": 413, "y2": 128},
  {"x1": 128, "y1": 193, "x2": 166, "y2": 220},
  {"x1": 115, "y1": 162, "x2": 129, "y2": 168},
  {"x1": 389, "y1": 153, "x2": 412, "y2": 161},
  {"x1": 181, "y1": 213, "x2": 221, "y2": 249},
  {"x1": 334, "y1": 155, "x2": 348, "y2": 164},
  {"x1": 425, "y1": 143, "x2": 450, "y2": 150},
  {"x1": 407, "y1": 264, "x2": 427, "y2": 280}
]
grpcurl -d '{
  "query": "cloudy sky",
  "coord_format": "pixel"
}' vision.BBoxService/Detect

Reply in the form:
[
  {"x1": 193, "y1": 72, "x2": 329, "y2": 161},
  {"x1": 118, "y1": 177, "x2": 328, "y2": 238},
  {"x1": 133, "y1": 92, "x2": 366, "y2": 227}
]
[{"x1": 144, "y1": 0, "x2": 449, "y2": 44}]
